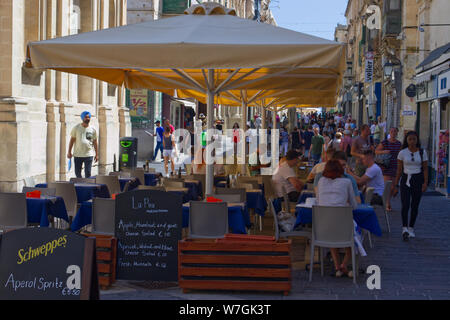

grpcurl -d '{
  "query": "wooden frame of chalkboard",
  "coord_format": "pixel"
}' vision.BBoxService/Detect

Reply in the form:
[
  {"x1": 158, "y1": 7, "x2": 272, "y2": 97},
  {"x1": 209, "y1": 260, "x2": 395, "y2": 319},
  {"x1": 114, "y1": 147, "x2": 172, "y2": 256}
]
[
  {"x1": 0, "y1": 228, "x2": 99, "y2": 300},
  {"x1": 115, "y1": 190, "x2": 183, "y2": 281}
]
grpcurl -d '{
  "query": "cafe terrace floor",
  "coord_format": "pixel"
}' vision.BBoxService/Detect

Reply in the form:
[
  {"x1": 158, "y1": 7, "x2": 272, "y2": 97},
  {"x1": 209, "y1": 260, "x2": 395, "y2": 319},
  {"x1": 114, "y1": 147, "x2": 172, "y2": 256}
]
[{"x1": 100, "y1": 162, "x2": 450, "y2": 300}]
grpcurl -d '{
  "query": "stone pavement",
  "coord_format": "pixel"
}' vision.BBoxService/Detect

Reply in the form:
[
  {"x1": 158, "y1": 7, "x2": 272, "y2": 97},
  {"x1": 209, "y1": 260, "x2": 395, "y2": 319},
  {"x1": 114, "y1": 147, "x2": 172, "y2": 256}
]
[{"x1": 103, "y1": 161, "x2": 450, "y2": 300}]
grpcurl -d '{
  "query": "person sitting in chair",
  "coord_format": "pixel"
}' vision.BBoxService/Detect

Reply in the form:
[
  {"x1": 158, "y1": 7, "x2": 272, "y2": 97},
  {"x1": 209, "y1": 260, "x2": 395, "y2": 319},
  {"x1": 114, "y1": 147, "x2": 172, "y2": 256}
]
[{"x1": 272, "y1": 150, "x2": 304, "y2": 202}]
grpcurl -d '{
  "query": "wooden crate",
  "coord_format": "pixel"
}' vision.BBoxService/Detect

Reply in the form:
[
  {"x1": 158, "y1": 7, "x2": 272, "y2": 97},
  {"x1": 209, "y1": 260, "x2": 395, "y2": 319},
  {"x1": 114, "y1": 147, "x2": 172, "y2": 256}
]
[
  {"x1": 82, "y1": 233, "x2": 117, "y2": 289},
  {"x1": 178, "y1": 236, "x2": 292, "y2": 295}
]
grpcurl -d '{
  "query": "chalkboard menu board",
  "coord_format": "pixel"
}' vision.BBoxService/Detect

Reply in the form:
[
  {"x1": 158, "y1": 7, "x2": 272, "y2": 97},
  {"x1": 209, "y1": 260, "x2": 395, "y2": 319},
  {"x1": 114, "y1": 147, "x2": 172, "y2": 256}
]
[
  {"x1": 0, "y1": 228, "x2": 98, "y2": 300},
  {"x1": 115, "y1": 190, "x2": 183, "y2": 281}
]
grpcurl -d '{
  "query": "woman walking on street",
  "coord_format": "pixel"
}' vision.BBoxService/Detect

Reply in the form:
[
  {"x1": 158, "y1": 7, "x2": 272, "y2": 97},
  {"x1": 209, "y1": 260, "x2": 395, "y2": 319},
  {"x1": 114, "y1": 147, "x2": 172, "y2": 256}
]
[
  {"x1": 375, "y1": 127, "x2": 402, "y2": 211},
  {"x1": 162, "y1": 126, "x2": 176, "y2": 177},
  {"x1": 393, "y1": 131, "x2": 428, "y2": 241}
]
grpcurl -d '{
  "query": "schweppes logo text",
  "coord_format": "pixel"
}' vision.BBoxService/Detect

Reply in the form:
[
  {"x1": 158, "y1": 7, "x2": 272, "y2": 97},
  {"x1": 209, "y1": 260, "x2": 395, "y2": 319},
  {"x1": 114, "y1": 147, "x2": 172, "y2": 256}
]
[{"x1": 17, "y1": 236, "x2": 68, "y2": 265}]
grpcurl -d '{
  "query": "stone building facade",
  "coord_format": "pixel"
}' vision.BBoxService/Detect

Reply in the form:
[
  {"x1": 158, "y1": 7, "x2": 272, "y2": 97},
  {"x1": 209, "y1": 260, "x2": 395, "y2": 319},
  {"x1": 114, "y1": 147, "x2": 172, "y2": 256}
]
[{"x1": 0, "y1": 0, "x2": 131, "y2": 192}]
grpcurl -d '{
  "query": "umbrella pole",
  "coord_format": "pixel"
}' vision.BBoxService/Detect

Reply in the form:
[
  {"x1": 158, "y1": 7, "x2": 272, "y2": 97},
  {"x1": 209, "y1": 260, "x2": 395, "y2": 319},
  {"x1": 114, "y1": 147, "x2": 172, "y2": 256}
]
[
  {"x1": 205, "y1": 69, "x2": 215, "y2": 196},
  {"x1": 241, "y1": 91, "x2": 248, "y2": 175},
  {"x1": 272, "y1": 106, "x2": 277, "y2": 160}
]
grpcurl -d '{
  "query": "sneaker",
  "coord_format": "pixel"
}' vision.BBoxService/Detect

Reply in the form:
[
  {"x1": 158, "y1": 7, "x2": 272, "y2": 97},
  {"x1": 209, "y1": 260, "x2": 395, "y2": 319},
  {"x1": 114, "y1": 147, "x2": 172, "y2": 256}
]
[
  {"x1": 402, "y1": 227, "x2": 409, "y2": 241},
  {"x1": 335, "y1": 269, "x2": 344, "y2": 278},
  {"x1": 408, "y1": 227, "x2": 415, "y2": 238},
  {"x1": 347, "y1": 270, "x2": 354, "y2": 278}
]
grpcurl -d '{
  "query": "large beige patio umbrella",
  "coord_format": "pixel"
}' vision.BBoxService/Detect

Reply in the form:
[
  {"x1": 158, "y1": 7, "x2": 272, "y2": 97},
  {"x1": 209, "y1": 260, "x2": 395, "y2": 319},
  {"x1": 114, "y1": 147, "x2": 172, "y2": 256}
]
[{"x1": 27, "y1": 2, "x2": 345, "y2": 195}]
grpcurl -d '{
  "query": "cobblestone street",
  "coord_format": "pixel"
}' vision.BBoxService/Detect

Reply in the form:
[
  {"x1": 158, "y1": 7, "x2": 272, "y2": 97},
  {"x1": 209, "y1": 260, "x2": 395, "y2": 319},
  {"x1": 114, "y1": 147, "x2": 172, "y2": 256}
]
[{"x1": 101, "y1": 163, "x2": 450, "y2": 300}]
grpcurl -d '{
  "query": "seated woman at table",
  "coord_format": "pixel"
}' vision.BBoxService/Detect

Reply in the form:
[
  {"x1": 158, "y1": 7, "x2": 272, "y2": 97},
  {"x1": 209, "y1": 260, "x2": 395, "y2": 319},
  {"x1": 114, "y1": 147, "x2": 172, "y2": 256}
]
[
  {"x1": 317, "y1": 159, "x2": 358, "y2": 278},
  {"x1": 313, "y1": 151, "x2": 361, "y2": 204}
]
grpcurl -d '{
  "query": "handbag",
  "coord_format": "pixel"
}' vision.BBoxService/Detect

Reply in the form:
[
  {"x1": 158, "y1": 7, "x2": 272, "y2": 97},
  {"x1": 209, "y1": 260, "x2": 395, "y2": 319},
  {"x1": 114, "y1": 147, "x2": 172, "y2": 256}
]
[{"x1": 374, "y1": 153, "x2": 391, "y2": 168}]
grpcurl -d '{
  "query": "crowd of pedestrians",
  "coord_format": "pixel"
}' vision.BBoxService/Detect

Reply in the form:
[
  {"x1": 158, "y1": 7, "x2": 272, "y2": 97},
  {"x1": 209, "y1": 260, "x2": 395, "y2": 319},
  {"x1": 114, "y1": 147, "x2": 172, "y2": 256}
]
[{"x1": 274, "y1": 110, "x2": 428, "y2": 242}]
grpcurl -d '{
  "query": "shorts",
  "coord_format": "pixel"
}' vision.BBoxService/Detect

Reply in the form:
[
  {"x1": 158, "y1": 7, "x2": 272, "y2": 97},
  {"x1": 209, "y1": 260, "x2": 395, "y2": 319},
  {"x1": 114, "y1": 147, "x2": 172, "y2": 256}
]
[{"x1": 163, "y1": 149, "x2": 173, "y2": 158}]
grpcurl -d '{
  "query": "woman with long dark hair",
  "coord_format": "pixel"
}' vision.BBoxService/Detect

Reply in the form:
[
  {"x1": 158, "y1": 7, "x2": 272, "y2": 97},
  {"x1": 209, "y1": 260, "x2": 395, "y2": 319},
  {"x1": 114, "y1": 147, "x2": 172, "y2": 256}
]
[{"x1": 393, "y1": 131, "x2": 428, "y2": 241}]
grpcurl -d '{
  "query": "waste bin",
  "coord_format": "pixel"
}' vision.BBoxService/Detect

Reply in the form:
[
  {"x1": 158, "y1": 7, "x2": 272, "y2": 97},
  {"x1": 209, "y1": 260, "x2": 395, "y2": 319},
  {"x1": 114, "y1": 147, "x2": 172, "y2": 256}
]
[{"x1": 119, "y1": 137, "x2": 138, "y2": 170}]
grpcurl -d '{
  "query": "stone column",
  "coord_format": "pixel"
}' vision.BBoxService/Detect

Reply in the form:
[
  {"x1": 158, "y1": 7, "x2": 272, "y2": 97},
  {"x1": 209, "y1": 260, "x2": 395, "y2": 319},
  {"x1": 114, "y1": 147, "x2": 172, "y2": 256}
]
[
  {"x1": 78, "y1": 0, "x2": 95, "y2": 105},
  {"x1": 59, "y1": 103, "x2": 74, "y2": 181},
  {"x1": 46, "y1": 101, "x2": 60, "y2": 183},
  {"x1": 0, "y1": 98, "x2": 28, "y2": 192}
]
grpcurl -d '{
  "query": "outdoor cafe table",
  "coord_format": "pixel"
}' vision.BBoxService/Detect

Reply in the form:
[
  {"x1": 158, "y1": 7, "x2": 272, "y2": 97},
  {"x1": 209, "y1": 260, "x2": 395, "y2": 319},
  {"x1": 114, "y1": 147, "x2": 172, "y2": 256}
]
[
  {"x1": 71, "y1": 200, "x2": 92, "y2": 232},
  {"x1": 246, "y1": 189, "x2": 267, "y2": 217},
  {"x1": 165, "y1": 187, "x2": 191, "y2": 203},
  {"x1": 26, "y1": 195, "x2": 69, "y2": 227},
  {"x1": 294, "y1": 203, "x2": 382, "y2": 236},
  {"x1": 36, "y1": 182, "x2": 110, "y2": 203},
  {"x1": 184, "y1": 180, "x2": 202, "y2": 201},
  {"x1": 214, "y1": 176, "x2": 228, "y2": 187},
  {"x1": 182, "y1": 202, "x2": 250, "y2": 234},
  {"x1": 144, "y1": 173, "x2": 159, "y2": 186}
]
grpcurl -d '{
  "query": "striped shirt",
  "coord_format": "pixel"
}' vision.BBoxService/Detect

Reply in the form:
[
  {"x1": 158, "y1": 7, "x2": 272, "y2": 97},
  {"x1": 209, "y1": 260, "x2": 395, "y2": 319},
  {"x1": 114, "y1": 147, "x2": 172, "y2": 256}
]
[{"x1": 380, "y1": 139, "x2": 402, "y2": 177}]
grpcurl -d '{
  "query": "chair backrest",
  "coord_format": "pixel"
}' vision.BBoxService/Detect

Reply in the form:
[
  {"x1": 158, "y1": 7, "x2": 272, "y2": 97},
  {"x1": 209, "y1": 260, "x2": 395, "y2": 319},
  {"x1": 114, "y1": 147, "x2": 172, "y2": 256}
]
[
  {"x1": 224, "y1": 164, "x2": 238, "y2": 176},
  {"x1": 268, "y1": 198, "x2": 281, "y2": 240},
  {"x1": 122, "y1": 181, "x2": 132, "y2": 192},
  {"x1": 192, "y1": 174, "x2": 206, "y2": 197},
  {"x1": 22, "y1": 186, "x2": 57, "y2": 196},
  {"x1": 206, "y1": 193, "x2": 241, "y2": 203},
  {"x1": 262, "y1": 175, "x2": 276, "y2": 199},
  {"x1": 311, "y1": 206, "x2": 354, "y2": 245},
  {"x1": 163, "y1": 179, "x2": 185, "y2": 188},
  {"x1": 236, "y1": 177, "x2": 260, "y2": 189},
  {"x1": 365, "y1": 187, "x2": 374, "y2": 205},
  {"x1": 23, "y1": 176, "x2": 36, "y2": 187},
  {"x1": 70, "y1": 177, "x2": 96, "y2": 184},
  {"x1": 188, "y1": 201, "x2": 228, "y2": 239},
  {"x1": 235, "y1": 183, "x2": 254, "y2": 191},
  {"x1": 95, "y1": 175, "x2": 121, "y2": 196},
  {"x1": 92, "y1": 198, "x2": 116, "y2": 235},
  {"x1": 281, "y1": 185, "x2": 291, "y2": 212},
  {"x1": 382, "y1": 180, "x2": 392, "y2": 209},
  {"x1": 109, "y1": 171, "x2": 131, "y2": 178},
  {"x1": 137, "y1": 185, "x2": 166, "y2": 191},
  {"x1": 215, "y1": 187, "x2": 246, "y2": 202},
  {"x1": 131, "y1": 169, "x2": 145, "y2": 185},
  {"x1": 48, "y1": 182, "x2": 78, "y2": 217},
  {"x1": 0, "y1": 192, "x2": 27, "y2": 231},
  {"x1": 147, "y1": 167, "x2": 156, "y2": 173}
]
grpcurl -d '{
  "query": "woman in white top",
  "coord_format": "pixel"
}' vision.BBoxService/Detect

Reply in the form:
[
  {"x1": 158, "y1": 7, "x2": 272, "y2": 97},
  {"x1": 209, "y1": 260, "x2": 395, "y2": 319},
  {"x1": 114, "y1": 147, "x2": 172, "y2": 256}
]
[
  {"x1": 393, "y1": 131, "x2": 428, "y2": 241},
  {"x1": 317, "y1": 160, "x2": 357, "y2": 278}
]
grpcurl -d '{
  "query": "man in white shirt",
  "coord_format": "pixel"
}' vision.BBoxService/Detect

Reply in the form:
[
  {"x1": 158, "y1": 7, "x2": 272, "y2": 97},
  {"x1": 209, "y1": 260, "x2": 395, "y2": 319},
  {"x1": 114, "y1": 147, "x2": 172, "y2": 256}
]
[
  {"x1": 348, "y1": 150, "x2": 384, "y2": 205},
  {"x1": 67, "y1": 111, "x2": 98, "y2": 178},
  {"x1": 272, "y1": 150, "x2": 304, "y2": 202}
]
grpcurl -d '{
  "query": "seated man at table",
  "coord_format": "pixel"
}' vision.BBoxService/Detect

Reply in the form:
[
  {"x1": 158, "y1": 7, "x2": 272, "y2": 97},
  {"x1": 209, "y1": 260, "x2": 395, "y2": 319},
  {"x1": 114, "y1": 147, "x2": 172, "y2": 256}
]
[
  {"x1": 306, "y1": 147, "x2": 336, "y2": 183},
  {"x1": 272, "y1": 150, "x2": 304, "y2": 202},
  {"x1": 313, "y1": 151, "x2": 361, "y2": 204},
  {"x1": 347, "y1": 150, "x2": 384, "y2": 205},
  {"x1": 316, "y1": 159, "x2": 357, "y2": 278}
]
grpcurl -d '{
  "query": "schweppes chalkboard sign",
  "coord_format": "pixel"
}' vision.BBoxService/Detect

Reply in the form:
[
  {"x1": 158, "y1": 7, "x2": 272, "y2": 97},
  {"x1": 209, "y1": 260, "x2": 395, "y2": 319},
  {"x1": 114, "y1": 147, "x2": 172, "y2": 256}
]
[{"x1": 0, "y1": 228, "x2": 99, "y2": 300}]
